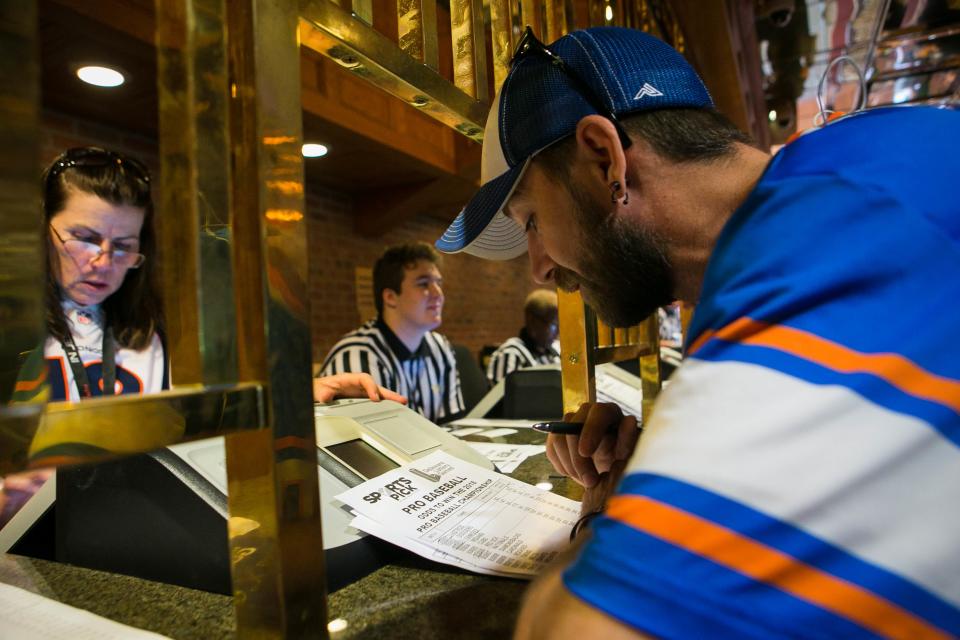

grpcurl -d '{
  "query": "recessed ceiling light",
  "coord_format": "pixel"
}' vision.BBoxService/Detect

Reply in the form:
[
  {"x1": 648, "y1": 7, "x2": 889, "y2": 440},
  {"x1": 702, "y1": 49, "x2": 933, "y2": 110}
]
[
  {"x1": 302, "y1": 143, "x2": 328, "y2": 158},
  {"x1": 605, "y1": 5, "x2": 613, "y2": 21},
  {"x1": 76, "y1": 65, "x2": 125, "y2": 88}
]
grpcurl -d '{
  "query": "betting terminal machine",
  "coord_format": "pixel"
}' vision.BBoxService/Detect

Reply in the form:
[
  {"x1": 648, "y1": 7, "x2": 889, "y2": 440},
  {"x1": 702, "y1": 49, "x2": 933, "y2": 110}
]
[{"x1": 1, "y1": 399, "x2": 493, "y2": 593}]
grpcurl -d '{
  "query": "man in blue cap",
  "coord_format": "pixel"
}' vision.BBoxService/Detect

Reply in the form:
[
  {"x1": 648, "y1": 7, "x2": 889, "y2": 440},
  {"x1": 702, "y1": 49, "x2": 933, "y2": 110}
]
[{"x1": 438, "y1": 26, "x2": 960, "y2": 639}]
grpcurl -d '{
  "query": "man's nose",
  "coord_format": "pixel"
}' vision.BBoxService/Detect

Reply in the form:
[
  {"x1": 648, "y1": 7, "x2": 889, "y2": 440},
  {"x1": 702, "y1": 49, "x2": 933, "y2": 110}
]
[{"x1": 527, "y1": 232, "x2": 556, "y2": 285}]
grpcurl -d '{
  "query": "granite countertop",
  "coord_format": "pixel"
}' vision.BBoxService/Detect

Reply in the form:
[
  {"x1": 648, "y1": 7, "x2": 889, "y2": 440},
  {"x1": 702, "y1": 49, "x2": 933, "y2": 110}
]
[
  {"x1": 0, "y1": 554, "x2": 235, "y2": 639},
  {"x1": 0, "y1": 430, "x2": 581, "y2": 639}
]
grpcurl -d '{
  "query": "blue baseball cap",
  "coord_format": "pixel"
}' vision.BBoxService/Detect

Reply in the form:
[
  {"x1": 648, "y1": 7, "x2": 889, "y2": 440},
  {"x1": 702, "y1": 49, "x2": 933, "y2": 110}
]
[{"x1": 435, "y1": 27, "x2": 712, "y2": 260}]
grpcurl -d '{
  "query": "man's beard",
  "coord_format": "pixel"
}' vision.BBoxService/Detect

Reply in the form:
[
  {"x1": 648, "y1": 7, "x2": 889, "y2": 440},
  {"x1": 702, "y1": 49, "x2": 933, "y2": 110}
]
[{"x1": 553, "y1": 180, "x2": 675, "y2": 328}]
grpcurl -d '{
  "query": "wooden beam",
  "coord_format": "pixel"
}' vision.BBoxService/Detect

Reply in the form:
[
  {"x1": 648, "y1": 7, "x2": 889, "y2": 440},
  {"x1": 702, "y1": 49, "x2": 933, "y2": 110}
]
[
  {"x1": 300, "y1": 50, "x2": 465, "y2": 176},
  {"x1": 354, "y1": 175, "x2": 474, "y2": 236},
  {"x1": 671, "y1": 0, "x2": 770, "y2": 147},
  {"x1": 49, "y1": 0, "x2": 154, "y2": 44}
]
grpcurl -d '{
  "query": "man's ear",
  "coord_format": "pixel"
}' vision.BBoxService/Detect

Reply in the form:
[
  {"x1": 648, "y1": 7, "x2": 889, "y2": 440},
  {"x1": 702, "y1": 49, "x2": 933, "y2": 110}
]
[
  {"x1": 383, "y1": 288, "x2": 399, "y2": 309},
  {"x1": 574, "y1": 115, "x2": 628, "y2": 195}
]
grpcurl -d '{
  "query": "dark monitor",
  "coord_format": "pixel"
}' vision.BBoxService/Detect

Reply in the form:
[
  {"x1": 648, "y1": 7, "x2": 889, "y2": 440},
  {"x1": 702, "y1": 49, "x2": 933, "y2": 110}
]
[
  {"x1": 503, "y1": 368, "x2": 563, "y2": 420},
  {"x1": 326, "y1": 438, "x2": 399, "y2": 479}
]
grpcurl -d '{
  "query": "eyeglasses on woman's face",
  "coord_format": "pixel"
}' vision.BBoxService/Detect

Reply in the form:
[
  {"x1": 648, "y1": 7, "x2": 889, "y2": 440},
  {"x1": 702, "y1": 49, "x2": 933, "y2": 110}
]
[{"x1": 50, "y1": 224, "x2": 146, "y2": 269}]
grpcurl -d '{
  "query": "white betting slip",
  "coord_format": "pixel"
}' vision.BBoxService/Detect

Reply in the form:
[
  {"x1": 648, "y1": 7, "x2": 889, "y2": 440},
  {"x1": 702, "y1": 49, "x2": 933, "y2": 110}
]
[
  {"x1": 467, "y1": 442, "x2": 546, "y2": 473},
  {"x1": 349, "y1": 514, "x2": 520, "y2": 578},
  {"x1": 0, "y1": 582, "x2": 170, "y2": 639},
  {"x1": 471, "y1": 427, "x2": 520, "y2": 439},
  {"x1": 336, "y1": 451, "x2": 580, "y2": 577}
]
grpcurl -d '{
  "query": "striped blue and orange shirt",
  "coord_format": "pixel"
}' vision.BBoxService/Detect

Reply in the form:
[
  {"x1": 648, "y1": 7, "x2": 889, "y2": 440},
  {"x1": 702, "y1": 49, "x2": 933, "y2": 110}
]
[{"x1": 564, "y1": 106, "x2": 960, "y2": 639}]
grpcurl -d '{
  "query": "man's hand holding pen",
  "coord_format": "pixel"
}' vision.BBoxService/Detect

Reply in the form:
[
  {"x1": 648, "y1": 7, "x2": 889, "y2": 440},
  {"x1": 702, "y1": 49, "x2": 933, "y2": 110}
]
[{"x1": 541, "y1": 402, "x2": 640, "y2": 490}]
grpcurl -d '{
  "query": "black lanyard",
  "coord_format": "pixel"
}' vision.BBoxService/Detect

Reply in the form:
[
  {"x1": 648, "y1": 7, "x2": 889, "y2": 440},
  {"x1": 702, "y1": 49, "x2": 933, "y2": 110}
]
[{"x1": 61, "y1": 325, "x2": 116, "y2": 399}]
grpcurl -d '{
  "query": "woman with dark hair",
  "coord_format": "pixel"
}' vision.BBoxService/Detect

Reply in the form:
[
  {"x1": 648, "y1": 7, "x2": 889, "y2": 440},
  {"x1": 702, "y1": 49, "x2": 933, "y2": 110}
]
[
  {"x1": 15, "y1": 146, "x2": 403, "y2": 405},
  {"x1": 17, "y1": 146, "x2": 167, "y2": 402},
  {"x1": 9, "y1": 146, "x2": 166, "y2": 404}
]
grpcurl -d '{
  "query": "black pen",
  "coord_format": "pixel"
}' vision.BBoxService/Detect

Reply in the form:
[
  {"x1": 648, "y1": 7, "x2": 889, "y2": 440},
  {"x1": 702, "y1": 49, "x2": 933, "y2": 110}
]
[
  {"x1": 532, "y1": 421, "x2": 632, "y2": 435},
  {"x1": 531, "y1": 421, "x2": 587, "y2": 435}
]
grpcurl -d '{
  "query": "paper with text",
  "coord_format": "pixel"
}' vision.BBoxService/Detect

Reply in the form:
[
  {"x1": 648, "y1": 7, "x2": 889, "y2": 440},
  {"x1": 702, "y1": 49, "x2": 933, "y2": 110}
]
[
  {"x1": 0, "y1": 583, "x2": 170, "y2": 639},
  {"x1": 349, "y1": 514, "x2": 519, "y2": 577},
  {"x1": 467, "y1": 442, "x2": 546, "y2": 473},
  {"x1": 336, "y1": 451, "x2": 580, "y2": 577},
  {"x1": 596, "y1": 373, "x2": 644, "y2": 419}
]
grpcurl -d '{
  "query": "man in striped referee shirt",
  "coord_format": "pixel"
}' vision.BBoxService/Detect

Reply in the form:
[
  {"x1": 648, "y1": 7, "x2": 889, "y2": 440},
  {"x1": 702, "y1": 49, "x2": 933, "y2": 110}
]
[
  {"x1": 487, "y1": 288, "x2": 560, "y2": 385},
  {"x1": 318, "y1": 243, "x2": 464, "y2": 424}
]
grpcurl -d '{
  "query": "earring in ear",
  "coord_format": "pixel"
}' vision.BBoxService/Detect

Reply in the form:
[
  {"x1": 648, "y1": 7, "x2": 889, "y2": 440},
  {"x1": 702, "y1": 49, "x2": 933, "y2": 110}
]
[
  {"x1": 609, "y1": 181, "x2": 629, "y2": 205},
  {"x1": 609, "y1": 181, "x2": 621, "y2": 203}
]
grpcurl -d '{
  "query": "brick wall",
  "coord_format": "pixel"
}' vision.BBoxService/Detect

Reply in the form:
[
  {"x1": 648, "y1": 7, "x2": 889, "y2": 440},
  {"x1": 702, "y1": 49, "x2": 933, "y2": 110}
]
[
  {"x1": 41, "y1": 109, "x2": 159, "y2": 171},
  {"x1": 306, "y1": 187, "x2": 542, "y2": 366},
  {"x1": 41, "y1": 110, "x2": 542, "y2": 367}
]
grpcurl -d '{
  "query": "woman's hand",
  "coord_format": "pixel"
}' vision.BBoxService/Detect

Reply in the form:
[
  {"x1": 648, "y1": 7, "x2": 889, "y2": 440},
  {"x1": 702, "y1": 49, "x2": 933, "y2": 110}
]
[
  {"x1": 312, "y1": 373, "x2": 408, "y2": 405},
  {"x1": 544, "y1": 402, "x2": 639, "y2": 488}
]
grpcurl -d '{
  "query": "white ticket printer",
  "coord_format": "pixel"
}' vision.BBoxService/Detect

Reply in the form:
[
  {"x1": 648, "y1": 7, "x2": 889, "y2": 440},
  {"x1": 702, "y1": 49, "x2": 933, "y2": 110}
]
[{"x1": 167, "y1": 399, "x2": 492, "y2": 552}]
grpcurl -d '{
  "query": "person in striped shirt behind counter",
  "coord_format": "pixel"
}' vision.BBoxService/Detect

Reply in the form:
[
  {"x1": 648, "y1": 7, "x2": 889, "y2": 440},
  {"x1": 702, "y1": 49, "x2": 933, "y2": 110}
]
[
  {"x1": 318, "y1": 242, "x2": 464, "y2": 424},
  {"x1": 435, "y1": 25, "x2": 960, "y2": 640},
  {"x1": 486, "y1": 288, "x2": 560, "y2": 385}
]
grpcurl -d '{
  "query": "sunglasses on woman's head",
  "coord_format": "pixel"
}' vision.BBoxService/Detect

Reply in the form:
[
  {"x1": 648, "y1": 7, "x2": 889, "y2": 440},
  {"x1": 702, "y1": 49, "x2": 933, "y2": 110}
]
[{"x1": 45, "y1": 147, "x2": 151, "y2": 191}]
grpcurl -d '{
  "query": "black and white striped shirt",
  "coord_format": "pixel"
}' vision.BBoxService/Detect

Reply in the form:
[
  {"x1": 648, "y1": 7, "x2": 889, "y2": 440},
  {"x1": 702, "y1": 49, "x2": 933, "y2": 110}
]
[
  {"x1": 319, "y1": 318, "x2": 464, "y2": 424},
  {"x1": 486, "y1": 329, "x2": 561, "y2": 385}
]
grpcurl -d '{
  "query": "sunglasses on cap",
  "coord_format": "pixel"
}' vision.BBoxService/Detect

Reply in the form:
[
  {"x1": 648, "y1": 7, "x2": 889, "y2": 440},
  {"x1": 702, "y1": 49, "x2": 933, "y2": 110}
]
[{"x1": 512, "y1": 26, "x2": 633, "y2": 150}]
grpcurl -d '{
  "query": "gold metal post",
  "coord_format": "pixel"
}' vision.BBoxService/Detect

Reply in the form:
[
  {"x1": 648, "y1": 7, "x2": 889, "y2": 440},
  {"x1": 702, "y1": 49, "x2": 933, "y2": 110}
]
[
  {"x1": 489, "y1": 0, "x2": 513, "y2": 89},
  {"x1": 156, "y1": 0, "x2": 239, "y2": 387},
  {"x1": 470, "y1": 0, "x2": 489, "y2": 103},
  {"x1": 227, "y1": 0, "x2": 327, "y2": 636},
  {"x1": 638, "y1": 312, "x2": 661, "y2": 424},
  {"x1": 545, "y1": 0, "x2": 558, "y2": 42},
  {"x1": 521, "y1": 0, "x2": 543, "y2": 37},
  {"x1": 398, "y1": 0, "x2": 439, "y2": 71},
  {"x1": 450, "y1": 0, "x2": 489, "y2": 102},
  {"x1": 614, "y1": 327, "x2": 629, "y2": 346},
  {"x1": 596, "y1": 318, "x2": 614, "y2": 348},
  {"x1": 545, "y1": 0, "x2": 568, "y2": 42},
  {"x1": 0, "y1": 0, "x2": 43, "y2": 410},
  {"x1": 558, "y1": 289, "x2": 597, "y2": 414},
  {"x1": 589, "y1": 0, "x2": 604, "y2": 26},
  {"x1": 680, "y1": 302, "x2": 694, "y2": 345},
  {"x1": 352, "y1": 0, "x2": 373, "y2": 25}
]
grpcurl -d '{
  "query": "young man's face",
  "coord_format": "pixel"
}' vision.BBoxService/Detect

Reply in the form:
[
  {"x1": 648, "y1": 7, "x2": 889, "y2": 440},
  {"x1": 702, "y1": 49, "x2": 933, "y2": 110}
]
[
  {"x1": 526, "y1": 310, "x2": 559, "y2": 350},
  {"x1": 391, "y1": 259, "x2": 444, "y2": 332},
  {"x1": 506, "y1": 164, "x2": 674, "y2": 328}
]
